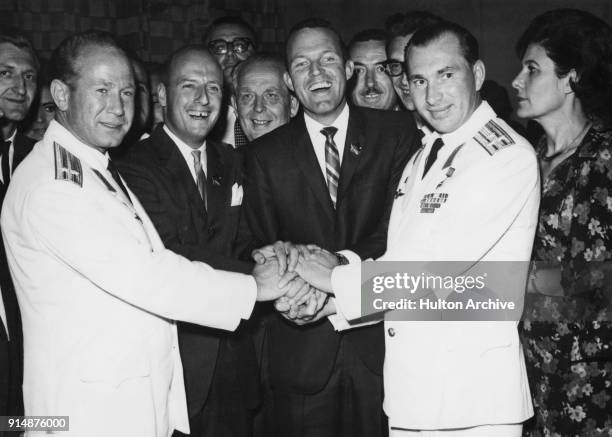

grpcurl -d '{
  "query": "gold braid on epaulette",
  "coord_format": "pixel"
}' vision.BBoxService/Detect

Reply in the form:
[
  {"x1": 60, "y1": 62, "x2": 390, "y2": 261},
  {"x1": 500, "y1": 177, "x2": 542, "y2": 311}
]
[
  {"x1": 53, "y1": 142, "x2": 83, "y2": 187},
  {"x1": 473, "y1": 120, "x2": 515, "y2": 156}
]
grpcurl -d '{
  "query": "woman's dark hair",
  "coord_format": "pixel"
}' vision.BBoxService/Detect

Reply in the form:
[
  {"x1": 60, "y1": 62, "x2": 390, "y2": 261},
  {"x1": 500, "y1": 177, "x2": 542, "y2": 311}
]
[{"x1": 516, "y1": 8, "x2": 612, "y2": 124}]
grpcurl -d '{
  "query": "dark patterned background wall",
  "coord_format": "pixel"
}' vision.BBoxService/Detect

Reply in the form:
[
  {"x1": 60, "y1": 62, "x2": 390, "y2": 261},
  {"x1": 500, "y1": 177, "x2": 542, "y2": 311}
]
[{"x1": 0, "y1": 0, "x2": 286, "y2": 62}]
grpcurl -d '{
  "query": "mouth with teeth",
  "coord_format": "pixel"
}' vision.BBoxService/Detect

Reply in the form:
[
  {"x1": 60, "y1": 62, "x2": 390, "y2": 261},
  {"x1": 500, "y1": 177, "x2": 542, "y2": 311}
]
[
  {"x1": 308, "y1": 81, "x2": 333, "y2": 92},
  {"x1": 187, "y1": 110, "x2": 210, "y2": 120},
  {"x1": 251, "y1": 119, "x2": 272, "y2": 127},
  {"x1": 362, "y1": 92, "x2": 382, "y2": 101}
]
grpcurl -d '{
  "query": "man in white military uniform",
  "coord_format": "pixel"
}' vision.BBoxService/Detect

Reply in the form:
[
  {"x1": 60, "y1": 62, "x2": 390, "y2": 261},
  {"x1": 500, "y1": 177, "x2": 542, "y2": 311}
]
[
  {"x1": 0, "y1": 30, "x2": 292, "y2": 437},
  {"x1": 271, "y1": 21, "x2": 540, "y2": 437}
]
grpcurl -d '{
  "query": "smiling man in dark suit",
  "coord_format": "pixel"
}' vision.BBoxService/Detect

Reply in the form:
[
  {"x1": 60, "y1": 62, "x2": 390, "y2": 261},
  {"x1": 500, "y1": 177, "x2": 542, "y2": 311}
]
[
  {"x1": 118, "y1": 45, "x2": 258, "y2": 437},
  {"x1": 239, "y1": 18, "x2": 419, "y2": 437},
  {"x1": 0, "y1": 30, "x2": 38, "y2": 424}
]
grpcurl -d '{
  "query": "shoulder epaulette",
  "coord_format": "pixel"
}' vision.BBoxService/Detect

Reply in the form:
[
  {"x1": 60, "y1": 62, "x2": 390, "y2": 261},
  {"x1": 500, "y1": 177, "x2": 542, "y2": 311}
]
[
  {"x1": 473, "y1": 120, "x2": 515, "y2": 156},
  {"x1": 53, "y1": 142, "x2": 83, "y2": 187}
]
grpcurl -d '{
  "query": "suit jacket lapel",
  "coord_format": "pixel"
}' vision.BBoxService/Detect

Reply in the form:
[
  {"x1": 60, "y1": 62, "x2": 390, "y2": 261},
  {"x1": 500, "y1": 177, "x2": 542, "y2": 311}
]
[
  {"x1": 154, "y1": 127, "x2": 208, "y2": 221},
  {"x1": 205, "y1": 142, "x2": 227, "y2": 229},
  {"x1": 337, "y1": 107, "x2": 366, "y2": 204},
  {"x1": 12, "y1": 133, "x2": 34, "y2": 170},
  {"x1": 292, "y1": 116, "x2": 335, "y2": 221}
]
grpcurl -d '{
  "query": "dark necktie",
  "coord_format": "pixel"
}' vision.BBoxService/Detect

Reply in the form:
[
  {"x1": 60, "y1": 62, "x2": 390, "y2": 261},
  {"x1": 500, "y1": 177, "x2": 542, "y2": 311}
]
[
  {"x1": 422, "y1": 138, "x2": 444, "y2": 178},
  {"x1": 192, "y1": 150, "x2": 207, "y2": 210},
  {"x1": 234, "y1": 119, "x2": 249, "y2": 148},
  {"x1": 1, "y1": 140, "x2": 11, "y2": 185},
  {"x1": 107, "y1": 159, "x2": 132, "y2": 204},
  {"x1": 321, "y1": 127, "x2": 340, "y2": 208}
]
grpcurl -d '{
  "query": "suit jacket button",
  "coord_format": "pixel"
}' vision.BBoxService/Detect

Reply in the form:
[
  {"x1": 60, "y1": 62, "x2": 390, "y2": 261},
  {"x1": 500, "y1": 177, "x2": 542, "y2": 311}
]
[{"x1": 387, "y1": 328, "x2": 395, "y2": 337}]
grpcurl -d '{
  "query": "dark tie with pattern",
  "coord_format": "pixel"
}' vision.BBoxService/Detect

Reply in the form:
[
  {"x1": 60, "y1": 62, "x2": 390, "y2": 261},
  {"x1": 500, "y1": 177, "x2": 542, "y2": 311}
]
[
  {"x1": 321, "y1": 127, "x2": 340, "y2": 208},
  {"x1": 422, "y1": 138, "x2": 445, "y2": 178},
  {"x1": 234, "y1": 119, "x2": 249, "y2": 148},
  {"x1": 192, "y1": 150, "x2": 207, "y2": 210},
  {"x1": 107, "y1": 159, "x2": 132, "y2": 204},
  {"x1": 1, "y1": 140, "x2": 11, "y2": 185}
]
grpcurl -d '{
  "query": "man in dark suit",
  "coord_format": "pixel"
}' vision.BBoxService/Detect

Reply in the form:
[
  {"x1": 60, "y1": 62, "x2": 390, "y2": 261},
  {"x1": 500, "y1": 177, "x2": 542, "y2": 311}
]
[
  {"x1": 239, "y1": 18, "x2": 418, "y2": 437},
  {"x1": 0, "y1": 30, "x2": 38, "y2": 423},
  {"x1": 118, "y1": 45, "x2": 259, "y2": 437}
]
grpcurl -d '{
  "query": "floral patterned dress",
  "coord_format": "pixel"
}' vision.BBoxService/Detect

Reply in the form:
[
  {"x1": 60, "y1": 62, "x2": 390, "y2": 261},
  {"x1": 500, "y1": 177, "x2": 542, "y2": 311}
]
[{"x1": 521, "y1": 127, "x2": 612, "y2": 437}]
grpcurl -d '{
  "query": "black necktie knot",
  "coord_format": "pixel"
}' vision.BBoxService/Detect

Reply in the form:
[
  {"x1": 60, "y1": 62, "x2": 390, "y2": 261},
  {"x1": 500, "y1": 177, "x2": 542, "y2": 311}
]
[{"x1": 320, "y1": 126, "x2": 338, "y2": 141}]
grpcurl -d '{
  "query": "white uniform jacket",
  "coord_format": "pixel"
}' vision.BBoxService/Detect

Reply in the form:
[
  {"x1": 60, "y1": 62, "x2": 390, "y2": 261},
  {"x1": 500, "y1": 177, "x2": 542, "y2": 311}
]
[
  {"x1": 0, "y1": 121, "x2": 256, "y2": 436},
  {"x1": 331, "y1": 102, "x2": 539, "y2": 430}
]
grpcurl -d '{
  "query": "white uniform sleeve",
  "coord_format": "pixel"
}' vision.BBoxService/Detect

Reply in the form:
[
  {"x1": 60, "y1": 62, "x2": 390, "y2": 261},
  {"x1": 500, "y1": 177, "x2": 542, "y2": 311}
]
[{"x1": 24, "y1": 180, "x2": 256, "y2": 331}]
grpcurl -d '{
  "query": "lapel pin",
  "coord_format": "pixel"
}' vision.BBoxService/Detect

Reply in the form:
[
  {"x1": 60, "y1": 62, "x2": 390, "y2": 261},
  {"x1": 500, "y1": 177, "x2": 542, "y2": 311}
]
[
  {"x1": 350, "y1": 143, "x2": 363, "y2": 156},
  {"x1": 211, "y1": 175, "x2": 222, "y2": 186}
]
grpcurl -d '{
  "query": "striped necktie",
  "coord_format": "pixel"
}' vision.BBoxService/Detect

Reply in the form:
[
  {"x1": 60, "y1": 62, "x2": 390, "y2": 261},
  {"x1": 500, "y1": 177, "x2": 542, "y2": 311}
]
[
  {"x1": 321, "y1": 126, "x2": 340, "y2": 208},
  {"x1": 192, "y1": 150, "x2": 207, "y2": 210}
]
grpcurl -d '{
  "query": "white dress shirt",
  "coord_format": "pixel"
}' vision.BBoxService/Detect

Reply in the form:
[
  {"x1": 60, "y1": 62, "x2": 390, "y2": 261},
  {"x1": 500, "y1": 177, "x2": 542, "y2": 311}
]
[
  {"x1": 163, "y1": 125, "x2": 207, "y2": 181},
  {"x1": 303, "y1": 103, "x2": 349, "y2": 182}
]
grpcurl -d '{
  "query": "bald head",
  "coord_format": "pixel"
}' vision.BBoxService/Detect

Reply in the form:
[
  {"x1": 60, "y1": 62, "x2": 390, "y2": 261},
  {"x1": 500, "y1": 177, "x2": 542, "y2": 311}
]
[
  {"x1": 164, "y1": 45, "x2": 221, "y2": 87},
  {"x1": 159, "y1": 45, "x2": 223, "y2": 148}
]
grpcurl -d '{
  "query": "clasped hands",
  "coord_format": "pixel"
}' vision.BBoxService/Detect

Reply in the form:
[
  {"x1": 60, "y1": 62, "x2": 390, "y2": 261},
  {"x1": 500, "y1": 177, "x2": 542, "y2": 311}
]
[{"x1": 252, "y1": 241, "x2": 337, "y2": 325}]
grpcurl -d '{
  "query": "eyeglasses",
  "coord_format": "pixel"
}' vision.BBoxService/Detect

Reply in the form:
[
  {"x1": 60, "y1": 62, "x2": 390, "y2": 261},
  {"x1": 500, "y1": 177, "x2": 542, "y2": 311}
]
[
  {"x1": 207, "y1": 37, "x2": 254, "y2": 56},
  {"x1": 383, "y1": 60, "x2": 405, "y2": 77}
]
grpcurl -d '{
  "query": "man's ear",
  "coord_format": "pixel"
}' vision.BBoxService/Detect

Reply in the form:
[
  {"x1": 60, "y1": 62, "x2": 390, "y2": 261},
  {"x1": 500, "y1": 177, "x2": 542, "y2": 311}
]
[
  {"x1": 283, "y1": 72, "x2": 295, "y2": 93},
  {"x1": 289, "y1": 95, "x2": 299, "y2": 118},
  {"x1": 158, "y1": 82, "x2": 167, "y2": 109},
  {"x1": 50, "y1": 78, "x2": 70, "y2": 112},
  {"x1": 473, "y1": 60, "x2": 486, "y2": 92},
  {"x1": 344, "y1": 59, "x2": 354, "y2": 81}
]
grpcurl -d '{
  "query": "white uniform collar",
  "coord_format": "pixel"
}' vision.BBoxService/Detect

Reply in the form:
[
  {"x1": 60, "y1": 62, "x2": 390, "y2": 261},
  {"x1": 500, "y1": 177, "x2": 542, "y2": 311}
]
[
  {"x1": 439, "y1": 101, "x2": 496, "y2": 148},
  {"x1": 44, "y1": 120, "x2": 110, "y2": 172}
]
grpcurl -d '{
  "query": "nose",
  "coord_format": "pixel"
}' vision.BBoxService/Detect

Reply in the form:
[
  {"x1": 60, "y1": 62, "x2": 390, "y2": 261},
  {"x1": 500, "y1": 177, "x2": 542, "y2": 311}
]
[
  {"x1": 108, "y1": 90, "x2": 125, "y2": 116},
  {"x1": 425, "y1": 82, "x2": 442, "y2": 106},
  {"x1": 35, "y1": 107, "x2": 45, "y2": 123},
  {"x1": 399, "y1": 72, "x2": 409, "y2": 89},
  {"x1": 12, "y1": 75, "x2": 27, "y2": 96},
  {"x1": 254, "y1": 95, "x2": 264, "y2": 113},
  {"x1": 225, "y1": 50, "x2": 237, "y2": 65},
  {"x1": 309, "y1": 61, "x2": 321, "y2": 76},
  {"x1": 194, "y1": 85, "x2": 209, "y2": 105},
  {"x1": 365, "y1": 67, "x2": 376, "y2": 88},
  {"x1": 511, "y1": 71, "x2": 523, "y2": 91}
]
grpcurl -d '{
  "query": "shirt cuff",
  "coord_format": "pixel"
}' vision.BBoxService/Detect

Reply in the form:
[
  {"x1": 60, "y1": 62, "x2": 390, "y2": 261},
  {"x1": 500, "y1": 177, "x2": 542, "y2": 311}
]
[
  {"x1": 327, "y1": 298, "x2": 352, "y2": 331},
  {"x1": 237, "y1": 275, "x2": 257, "y2": 319},
  {"x1": 337, "y1": 249, "x2": 361, "y2": 265},
  {"x1": 331, "y1": 262, "x2": 362, "y2": 321}
]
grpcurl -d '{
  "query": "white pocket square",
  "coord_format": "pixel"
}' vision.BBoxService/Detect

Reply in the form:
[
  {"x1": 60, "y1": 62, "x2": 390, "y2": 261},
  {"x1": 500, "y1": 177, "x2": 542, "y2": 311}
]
[{"x1": 231, "y1": 183, "x2": 243, "y2": 206}]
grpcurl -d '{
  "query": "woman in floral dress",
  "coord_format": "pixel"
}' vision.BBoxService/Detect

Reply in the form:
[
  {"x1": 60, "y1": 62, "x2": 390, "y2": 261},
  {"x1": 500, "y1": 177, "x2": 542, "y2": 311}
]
[{"x1": 512, "y1": 9, "x2": 612, "y2": 436}]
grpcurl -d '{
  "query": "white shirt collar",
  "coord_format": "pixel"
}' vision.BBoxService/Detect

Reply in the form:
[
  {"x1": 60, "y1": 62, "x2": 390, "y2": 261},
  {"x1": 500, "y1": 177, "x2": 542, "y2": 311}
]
[
  {"x1": 304, "y1": 103, "x2": 350, "y2": 140},
  {"x1": 163, "y1": 124, "x2": 206, "y2": 180},
  {"x1": 44, "y1": 120, "x2": 110, "y2": 172}
]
